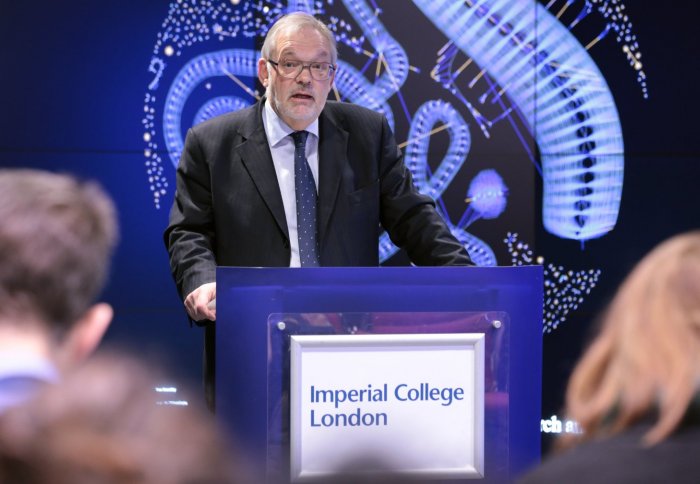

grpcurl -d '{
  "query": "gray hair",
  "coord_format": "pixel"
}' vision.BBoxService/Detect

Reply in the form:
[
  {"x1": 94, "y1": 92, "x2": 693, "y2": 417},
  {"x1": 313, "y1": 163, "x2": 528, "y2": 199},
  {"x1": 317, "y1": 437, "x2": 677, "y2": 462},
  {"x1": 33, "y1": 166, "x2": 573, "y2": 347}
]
[{"x1": 261, "y1": 12, "x2": 337, "y2": 64}]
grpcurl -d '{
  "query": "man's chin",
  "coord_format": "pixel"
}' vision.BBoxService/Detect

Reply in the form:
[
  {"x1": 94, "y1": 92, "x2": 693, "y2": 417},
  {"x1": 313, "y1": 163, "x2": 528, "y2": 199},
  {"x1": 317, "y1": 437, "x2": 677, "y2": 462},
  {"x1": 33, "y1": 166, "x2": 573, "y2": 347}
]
[{"x1": 284, "y1": 107, "x2": 318, "y2": 123}]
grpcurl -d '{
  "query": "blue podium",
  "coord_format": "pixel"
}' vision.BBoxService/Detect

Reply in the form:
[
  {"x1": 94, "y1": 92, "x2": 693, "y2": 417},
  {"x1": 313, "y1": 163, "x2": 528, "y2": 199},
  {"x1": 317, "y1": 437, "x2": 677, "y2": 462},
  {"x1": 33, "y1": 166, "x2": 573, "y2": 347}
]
[{"x1": 216, "y1": 266, "x2": 542, "y2": 482}]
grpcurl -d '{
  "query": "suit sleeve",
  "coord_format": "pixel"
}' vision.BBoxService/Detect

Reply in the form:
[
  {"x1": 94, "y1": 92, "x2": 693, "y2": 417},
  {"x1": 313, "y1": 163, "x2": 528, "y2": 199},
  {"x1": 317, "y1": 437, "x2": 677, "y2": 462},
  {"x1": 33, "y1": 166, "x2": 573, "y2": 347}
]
[
  {"x1": 377, "y1": 117, "x2": 473, "y2": 266},
  {"x1": 164, "y1": 127, "x2": 218, "y2": 300}
]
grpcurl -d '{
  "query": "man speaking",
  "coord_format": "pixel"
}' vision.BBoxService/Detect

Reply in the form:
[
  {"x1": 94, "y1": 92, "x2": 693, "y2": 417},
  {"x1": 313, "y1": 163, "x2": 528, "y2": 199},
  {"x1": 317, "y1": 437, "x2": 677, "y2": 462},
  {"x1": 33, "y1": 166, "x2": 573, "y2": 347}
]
[{"x1": 165, "y1": 12, "x2": 472, "y2": 403}]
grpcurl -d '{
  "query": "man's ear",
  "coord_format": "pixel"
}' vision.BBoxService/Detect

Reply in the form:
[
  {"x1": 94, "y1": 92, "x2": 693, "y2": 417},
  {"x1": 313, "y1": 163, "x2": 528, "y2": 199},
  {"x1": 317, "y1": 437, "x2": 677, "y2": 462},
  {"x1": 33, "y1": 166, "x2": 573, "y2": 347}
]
[
  {"x1": 58, "y1": 303, "x2": 113, "y2": 369},
  {"x1": 258, "y1": 58, "x2": 270, "y2": 87}
]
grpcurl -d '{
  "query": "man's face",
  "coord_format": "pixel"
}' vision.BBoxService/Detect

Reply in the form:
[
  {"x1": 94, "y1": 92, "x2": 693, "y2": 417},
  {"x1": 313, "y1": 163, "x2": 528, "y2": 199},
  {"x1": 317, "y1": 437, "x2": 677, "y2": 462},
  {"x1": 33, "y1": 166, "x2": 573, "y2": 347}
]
[{"x1": 258, "y1": 27, "x2": 335, "y2": 131}]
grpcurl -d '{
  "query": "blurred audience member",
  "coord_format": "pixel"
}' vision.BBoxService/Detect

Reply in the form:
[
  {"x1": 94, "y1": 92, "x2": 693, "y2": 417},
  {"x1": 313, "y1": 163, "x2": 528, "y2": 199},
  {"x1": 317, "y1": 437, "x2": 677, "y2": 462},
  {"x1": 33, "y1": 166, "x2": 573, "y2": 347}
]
[
  {"x1": 520, "y1": 231, "x2": 700, "y2": 483},
  {"x1": 0, "y1": 169, "x2": 118, "y2": 411},
  {"x1": 0, "y1": 352, "x2": 254, "y2": 483}
]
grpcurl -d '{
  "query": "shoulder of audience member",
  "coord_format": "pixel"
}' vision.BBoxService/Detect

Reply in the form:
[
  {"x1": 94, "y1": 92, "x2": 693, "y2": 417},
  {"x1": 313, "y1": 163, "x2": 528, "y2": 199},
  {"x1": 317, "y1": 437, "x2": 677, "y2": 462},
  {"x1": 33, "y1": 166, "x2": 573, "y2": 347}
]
[{"x1": 0, "y1": 351, "x2": 255, "y2": 484}]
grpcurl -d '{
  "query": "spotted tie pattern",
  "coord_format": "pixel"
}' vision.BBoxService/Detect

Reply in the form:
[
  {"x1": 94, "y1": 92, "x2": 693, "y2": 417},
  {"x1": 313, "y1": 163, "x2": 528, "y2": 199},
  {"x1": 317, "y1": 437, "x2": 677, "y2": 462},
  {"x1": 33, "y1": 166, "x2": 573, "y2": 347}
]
[{"x1": 291, "y1": 131, "x2": 320, "y2": 267}]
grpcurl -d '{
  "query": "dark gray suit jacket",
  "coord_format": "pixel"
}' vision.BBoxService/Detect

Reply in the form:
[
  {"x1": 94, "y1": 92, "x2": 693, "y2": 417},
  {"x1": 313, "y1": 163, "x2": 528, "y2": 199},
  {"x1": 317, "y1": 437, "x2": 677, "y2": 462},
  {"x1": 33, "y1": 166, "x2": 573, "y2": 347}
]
[
  {"x1": 164, "y1": 100, "x2": 471, "y2": 405},
  {"x1": 165, "y1": 99, "x2": 471, "y2": 300}
]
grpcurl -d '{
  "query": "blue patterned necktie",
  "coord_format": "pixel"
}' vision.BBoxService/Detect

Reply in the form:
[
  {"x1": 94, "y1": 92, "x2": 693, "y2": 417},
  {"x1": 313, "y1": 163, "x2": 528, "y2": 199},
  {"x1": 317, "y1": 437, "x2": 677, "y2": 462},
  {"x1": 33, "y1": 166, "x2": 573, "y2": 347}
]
[{"x1": 291, "y1": 131, "x2": 320, "y2": 267}]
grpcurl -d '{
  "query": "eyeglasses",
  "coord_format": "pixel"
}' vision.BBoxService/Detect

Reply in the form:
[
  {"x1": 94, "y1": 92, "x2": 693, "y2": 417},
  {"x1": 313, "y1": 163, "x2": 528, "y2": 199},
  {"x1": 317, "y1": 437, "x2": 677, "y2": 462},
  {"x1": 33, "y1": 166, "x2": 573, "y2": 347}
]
[{"x1": 268, "y1": 59, "x2": 336, "y2": 81}]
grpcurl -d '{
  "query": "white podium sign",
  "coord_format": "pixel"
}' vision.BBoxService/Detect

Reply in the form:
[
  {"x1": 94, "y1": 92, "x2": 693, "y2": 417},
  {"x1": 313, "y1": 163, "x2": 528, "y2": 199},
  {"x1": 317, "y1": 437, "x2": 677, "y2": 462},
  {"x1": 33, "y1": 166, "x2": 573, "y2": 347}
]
[{"x1": 289, "y1": 333, "x2": 485, "y2": 481}]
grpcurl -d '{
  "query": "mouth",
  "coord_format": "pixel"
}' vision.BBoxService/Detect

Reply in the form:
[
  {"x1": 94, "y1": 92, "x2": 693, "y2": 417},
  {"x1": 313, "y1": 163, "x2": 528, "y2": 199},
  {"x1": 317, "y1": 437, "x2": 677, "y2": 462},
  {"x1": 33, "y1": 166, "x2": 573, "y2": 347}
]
[{"x1": 290, "y1": 92, "x2": 314, "y2": 102}]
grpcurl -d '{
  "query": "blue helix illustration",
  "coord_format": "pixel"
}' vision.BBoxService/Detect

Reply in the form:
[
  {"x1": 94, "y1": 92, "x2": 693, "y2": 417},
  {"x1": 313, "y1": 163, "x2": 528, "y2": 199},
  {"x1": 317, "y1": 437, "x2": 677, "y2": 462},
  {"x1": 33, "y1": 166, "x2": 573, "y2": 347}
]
[
  {"x1": 331, "y1": 0, "x2": 410, "y2": 130},
  {"x1": 163, "y1": 49, "x2": 257, "y2": 168},
  {"x1": 413, "y1": 0, "x2": 624, "y2": 242},
  {"x1": 158, "y1": 0, "x2": 625, "y2": 261},
  {"x1": 377, "y1": 99, "x2": 498, "y2": 266},
  {"x1": 334, "y1": 0, "x2": 497, "y2": 264},
  {"x1": 144, "y1": 0, "x2": 647, "y2": 330}
]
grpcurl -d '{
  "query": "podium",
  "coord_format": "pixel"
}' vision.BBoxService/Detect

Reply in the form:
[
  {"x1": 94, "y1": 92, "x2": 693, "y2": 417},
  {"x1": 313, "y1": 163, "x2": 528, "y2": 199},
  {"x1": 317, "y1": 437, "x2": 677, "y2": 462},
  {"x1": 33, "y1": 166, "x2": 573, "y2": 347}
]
[{"x1": 217, "y1": 266, "x2": 542, "y2": 482}]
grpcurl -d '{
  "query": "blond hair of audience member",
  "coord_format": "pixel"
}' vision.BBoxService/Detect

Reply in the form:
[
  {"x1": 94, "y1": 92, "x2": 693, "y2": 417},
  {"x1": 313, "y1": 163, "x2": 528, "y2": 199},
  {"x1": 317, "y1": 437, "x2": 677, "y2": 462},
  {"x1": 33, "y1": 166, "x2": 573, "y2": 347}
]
[
  {"x1": 563, "y1": 230, "x2": 700, "y2": 447},
  {"x1": 0, "y1": 169, "x2": 118, "y2": 371},
  {"x1": 0, "y1": 353, "x2": 252, "y2": 483}
]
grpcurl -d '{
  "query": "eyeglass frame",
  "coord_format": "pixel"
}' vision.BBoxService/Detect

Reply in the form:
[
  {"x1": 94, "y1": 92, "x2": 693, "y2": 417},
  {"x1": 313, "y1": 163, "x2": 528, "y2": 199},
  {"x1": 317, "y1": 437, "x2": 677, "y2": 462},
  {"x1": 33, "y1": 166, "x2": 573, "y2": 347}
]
[{"x1": 267, "y1": 59, "x2": 336, "y2": 81}]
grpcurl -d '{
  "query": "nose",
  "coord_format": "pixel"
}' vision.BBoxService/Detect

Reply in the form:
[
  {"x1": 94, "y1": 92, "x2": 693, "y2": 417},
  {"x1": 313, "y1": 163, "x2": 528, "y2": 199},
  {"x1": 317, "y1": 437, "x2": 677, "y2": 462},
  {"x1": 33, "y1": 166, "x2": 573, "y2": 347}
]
[{"x1": 295, "y1": 65, "x2": 313, "y2": 83}]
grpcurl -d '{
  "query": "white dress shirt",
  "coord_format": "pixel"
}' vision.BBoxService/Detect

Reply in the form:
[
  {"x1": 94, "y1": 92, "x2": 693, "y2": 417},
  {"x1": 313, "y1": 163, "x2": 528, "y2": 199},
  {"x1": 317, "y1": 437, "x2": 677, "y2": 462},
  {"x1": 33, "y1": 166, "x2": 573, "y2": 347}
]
[{"x1": 261, "y1": 100, "x2": 320, "y2": 267}]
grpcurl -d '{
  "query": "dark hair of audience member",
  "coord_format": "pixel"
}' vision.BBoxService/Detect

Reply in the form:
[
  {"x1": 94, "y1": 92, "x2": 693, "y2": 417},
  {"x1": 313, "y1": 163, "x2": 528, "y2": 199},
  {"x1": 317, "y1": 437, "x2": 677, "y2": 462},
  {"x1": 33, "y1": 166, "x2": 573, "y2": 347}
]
[{"x1": 0, "y1": 169, "x2": 118, "y2": 335}]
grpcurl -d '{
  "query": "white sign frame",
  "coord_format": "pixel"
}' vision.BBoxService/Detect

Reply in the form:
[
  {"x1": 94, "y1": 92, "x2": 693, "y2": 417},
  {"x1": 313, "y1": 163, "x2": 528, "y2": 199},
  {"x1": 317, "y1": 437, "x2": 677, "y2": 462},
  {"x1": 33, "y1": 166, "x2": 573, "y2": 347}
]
[{"x1": 289, "y1": 333, "x2": 485, "y2": 481}]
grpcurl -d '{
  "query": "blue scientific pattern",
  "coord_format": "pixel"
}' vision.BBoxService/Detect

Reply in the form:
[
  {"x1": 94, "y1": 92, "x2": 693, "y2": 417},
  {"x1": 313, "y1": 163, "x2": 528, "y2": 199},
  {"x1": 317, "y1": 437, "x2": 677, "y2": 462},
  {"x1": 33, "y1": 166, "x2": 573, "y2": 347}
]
[
  {"x1": 142, "y1": 0, "x2": 647, "y2": 331},
  {"x1": 163, "y1": 49, "x2": 258, "y2": 170},
  {"x1": 505, "y1": 232, "x2": 601, "y2": 333},
  {"x1": 415, "y1": 0, "x2": 627, "y2": 242}
]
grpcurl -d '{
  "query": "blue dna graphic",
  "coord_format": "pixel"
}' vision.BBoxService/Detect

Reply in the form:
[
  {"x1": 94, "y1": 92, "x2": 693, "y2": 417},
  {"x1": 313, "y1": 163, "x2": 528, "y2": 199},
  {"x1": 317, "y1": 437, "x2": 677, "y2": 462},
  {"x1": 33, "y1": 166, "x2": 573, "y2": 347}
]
[
  {"x1": 378, "y1": 99, "x2": 498, "y2": 266},
  {"x1": 142, "y1": 0, "x2": 647, "y2": 329},
  {"x1": 413, "y1": 0, "x2": 625, "y2": 242},
  {"x1": 150, "y1": 0, "x2": 629, "y2": 258},
  {"x1": 163, "y1": 49, "x2": 257, "y2": 168},
  {"x1": 325, "y1": 1, "x2": 499, "y2": 264},
  {"x1": 331, "y1": 0, "x2": 412, "y2": 130}
]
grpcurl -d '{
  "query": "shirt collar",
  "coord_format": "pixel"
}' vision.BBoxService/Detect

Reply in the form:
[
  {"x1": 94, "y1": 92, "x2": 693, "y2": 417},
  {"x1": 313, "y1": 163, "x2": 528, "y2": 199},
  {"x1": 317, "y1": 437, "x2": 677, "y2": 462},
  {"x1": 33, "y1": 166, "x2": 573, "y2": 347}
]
[
  {"x1": 0, "y1": 351, "x2": 59, "y2": 383},
  {"x1": 263, "y1": 98, "x2": 319, "y2": 147}
]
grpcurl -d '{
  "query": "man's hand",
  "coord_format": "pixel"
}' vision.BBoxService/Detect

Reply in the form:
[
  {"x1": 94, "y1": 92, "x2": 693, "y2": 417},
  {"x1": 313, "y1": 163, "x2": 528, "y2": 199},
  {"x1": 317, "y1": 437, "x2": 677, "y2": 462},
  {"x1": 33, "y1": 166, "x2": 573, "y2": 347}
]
[{"x1": 184, "y1": 282, "x2": 217, "y2": 321}]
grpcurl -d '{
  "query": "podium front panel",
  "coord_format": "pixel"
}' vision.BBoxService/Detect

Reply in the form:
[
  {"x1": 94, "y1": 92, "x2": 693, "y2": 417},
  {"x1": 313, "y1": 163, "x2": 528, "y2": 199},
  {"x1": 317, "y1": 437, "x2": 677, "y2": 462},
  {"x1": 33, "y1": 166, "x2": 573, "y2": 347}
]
[{"x1": 216, "y1": 266, "x2": 542, "y2": 482}]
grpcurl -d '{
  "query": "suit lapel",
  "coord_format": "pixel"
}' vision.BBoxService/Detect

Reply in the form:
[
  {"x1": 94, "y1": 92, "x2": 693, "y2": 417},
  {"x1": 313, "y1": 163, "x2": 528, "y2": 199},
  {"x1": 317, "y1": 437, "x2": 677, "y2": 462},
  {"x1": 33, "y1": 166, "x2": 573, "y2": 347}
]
[
  {"x1": 238, "y1": 101, "x2": 289, "y2": 239},
  {"x1": 318, "y1": 108, "x2": 349, "y2": 248}
]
